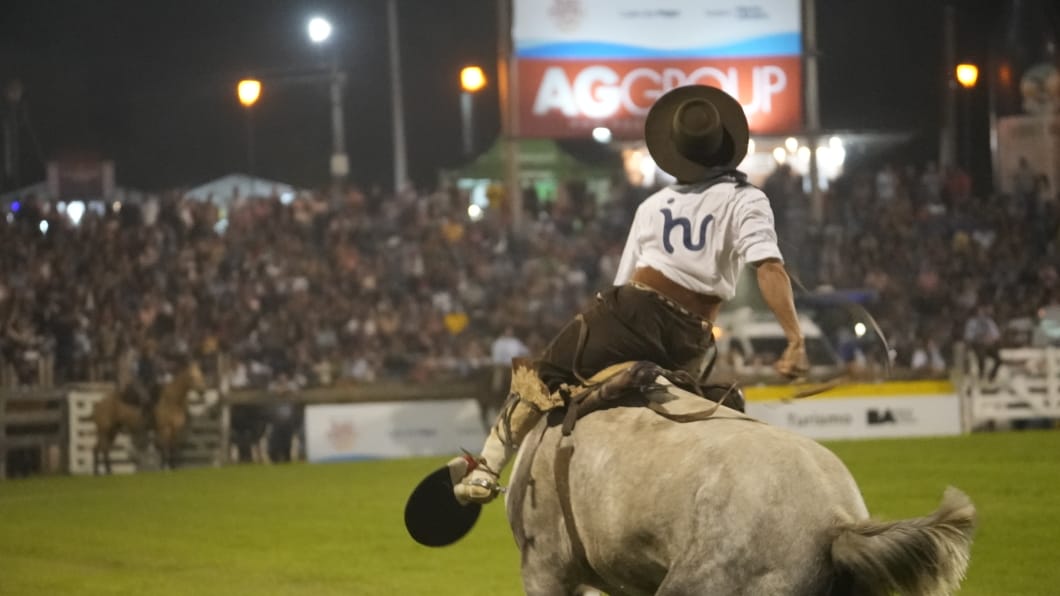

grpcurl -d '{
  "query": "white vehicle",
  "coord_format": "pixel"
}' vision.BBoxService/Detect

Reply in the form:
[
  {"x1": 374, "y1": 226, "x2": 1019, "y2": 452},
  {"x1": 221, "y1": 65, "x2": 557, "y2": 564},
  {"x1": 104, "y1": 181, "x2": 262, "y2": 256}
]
[
  {"x1": 1033, "y1": 305, "x2": 1060, "y2": 347},
  {"x1": 711, "y1": 306, "x2": 842, "y2": 380}
]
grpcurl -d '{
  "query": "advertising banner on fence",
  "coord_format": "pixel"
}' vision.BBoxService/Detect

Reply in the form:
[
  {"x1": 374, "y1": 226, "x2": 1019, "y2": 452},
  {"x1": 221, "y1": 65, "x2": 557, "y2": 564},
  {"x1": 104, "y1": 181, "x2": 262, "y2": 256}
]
[
  {"x1": 996, "y1": 114, "x2": 1060, "y2": 199},
  {"x1": 305, "y1": 399, "x2": 487, "y2": 462},
  {"x1": 514, "y1": 0, "x2": 802, "y2": 138},
  {"x1": 745, "y1": 383, "x2": 962, "y2": 440}
]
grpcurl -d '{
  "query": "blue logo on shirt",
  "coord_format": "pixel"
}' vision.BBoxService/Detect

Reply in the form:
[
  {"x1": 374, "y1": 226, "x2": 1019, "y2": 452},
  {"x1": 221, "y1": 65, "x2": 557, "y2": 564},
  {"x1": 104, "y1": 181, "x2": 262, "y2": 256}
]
[{"x1": 660, "y1": 209, "x2": 714, "y2": 253}]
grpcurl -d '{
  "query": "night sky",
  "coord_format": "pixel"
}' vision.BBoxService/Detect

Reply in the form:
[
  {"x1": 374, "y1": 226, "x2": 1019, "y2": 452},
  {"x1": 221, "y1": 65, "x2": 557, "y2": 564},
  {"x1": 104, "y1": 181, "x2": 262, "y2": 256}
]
[{"x1": 0, "y1": 0, "x2": 1004, "y2": 193}]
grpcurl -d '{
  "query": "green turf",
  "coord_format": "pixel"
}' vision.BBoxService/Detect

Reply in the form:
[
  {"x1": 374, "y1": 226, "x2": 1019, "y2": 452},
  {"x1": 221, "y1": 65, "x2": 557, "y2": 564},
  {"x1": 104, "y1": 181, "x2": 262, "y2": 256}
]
[{"x1": 0, "y1": 431, "x2": 1057, "y2": 595}]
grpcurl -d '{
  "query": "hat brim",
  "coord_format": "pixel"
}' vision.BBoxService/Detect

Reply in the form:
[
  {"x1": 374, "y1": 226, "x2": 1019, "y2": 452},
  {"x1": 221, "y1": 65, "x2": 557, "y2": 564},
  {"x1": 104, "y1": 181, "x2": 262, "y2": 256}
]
[
  {"x1": 644, "y1": 86, "x2": 750, "y2": 182},
  {"x1": 404, "y1": 465, "x2": 481, "y2": 547}
]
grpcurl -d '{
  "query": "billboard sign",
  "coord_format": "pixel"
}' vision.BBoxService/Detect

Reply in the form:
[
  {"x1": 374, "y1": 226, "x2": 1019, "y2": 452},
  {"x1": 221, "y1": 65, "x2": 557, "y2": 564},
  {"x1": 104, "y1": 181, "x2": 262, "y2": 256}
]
[
  {"x1": 996, "y1": 114, "x2": 1060, "y2": 198},
  {"x1": 46, "y1": 160, "x2": 115, "y2": 200},
  {"x1": 746, "y1": 394, "x2": 962, "y2": 440},
  {"x1": 304, "y1": 399, "x2": 487, "y2": 462},
  {"x1": 514, "y1": 0, "x2": 803, "y2": 138}
]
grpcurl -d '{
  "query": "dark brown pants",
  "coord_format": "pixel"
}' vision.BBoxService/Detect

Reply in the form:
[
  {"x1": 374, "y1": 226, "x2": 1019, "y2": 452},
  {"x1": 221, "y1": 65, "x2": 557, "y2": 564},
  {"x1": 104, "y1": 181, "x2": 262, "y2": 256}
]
[{"x1": 537, "y1": 285, "x2": 714, "y2": 392}]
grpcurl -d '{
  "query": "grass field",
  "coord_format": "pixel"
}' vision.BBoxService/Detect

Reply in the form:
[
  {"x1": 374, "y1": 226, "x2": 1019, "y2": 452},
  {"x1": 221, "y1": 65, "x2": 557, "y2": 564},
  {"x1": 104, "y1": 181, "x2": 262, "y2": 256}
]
[{"x1": 1, "y1": 430, "x2": 1058, "y2": 595}]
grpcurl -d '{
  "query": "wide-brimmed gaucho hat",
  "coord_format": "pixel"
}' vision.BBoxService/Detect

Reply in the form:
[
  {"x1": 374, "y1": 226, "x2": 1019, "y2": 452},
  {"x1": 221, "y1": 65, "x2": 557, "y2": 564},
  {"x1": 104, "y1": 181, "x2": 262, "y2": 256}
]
[{"x1": 644, "y1": 85, "x2": 750, "y2": 182}]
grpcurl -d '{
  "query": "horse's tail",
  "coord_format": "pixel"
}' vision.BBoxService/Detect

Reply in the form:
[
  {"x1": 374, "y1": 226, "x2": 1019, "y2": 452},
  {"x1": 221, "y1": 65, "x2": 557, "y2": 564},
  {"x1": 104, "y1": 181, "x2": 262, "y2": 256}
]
[{"x1": 830, "y1": 487, "x2": 976, "y2": 596}]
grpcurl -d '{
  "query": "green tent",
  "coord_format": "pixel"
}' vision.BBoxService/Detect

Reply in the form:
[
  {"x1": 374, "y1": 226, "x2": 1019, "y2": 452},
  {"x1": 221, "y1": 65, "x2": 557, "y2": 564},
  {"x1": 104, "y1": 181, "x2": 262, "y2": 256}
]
[
  {"x1": 445, "y1": 139, "x2": 616, "y2": 203},
  {"x1": 449, "y1": 138, "x2": 614, "y2": 181}
]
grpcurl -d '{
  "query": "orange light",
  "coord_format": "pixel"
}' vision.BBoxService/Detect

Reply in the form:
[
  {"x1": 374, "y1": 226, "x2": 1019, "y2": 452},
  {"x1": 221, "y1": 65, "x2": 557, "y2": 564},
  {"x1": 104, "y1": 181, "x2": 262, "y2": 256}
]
[
  {"x1": 237, "y1": 79, "x2": 262, "y2": 107},
  {"x1": 460, "y1": 66, "x2": 486, "y2": 93},
  {"x1": 955, "y1": 64, "x2": 979, "y2": 89}
]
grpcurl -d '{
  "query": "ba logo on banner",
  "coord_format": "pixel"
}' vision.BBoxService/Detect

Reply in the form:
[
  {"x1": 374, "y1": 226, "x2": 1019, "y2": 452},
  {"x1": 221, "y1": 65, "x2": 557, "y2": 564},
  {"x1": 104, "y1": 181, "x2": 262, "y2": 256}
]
[
  {"x1": 661, "y1": 208, "x2": 713, "y2": 253},
  {"x1": 867, "y1": 408, "x2": 916, "y2": 425}
]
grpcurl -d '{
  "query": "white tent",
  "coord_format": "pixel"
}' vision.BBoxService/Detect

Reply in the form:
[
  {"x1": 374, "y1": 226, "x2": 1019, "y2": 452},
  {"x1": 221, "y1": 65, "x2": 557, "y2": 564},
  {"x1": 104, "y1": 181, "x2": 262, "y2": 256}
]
[{"x1": 183, "y1": 174, "x2": 305, "y2": 205}]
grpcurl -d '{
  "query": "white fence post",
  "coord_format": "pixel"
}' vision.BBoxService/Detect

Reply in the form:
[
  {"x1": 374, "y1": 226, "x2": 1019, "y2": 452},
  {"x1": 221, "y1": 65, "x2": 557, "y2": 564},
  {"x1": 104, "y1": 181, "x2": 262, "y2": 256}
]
[{"x1": 962, "y1": 347, "x2": 1060, "y2": 429}]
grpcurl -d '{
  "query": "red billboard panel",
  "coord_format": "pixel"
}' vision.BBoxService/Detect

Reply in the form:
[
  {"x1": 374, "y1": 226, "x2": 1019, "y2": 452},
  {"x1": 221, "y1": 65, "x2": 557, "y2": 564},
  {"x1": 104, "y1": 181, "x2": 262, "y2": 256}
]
[{"x1": 517, "y1": 57, "x2": 802, "y2": 139}]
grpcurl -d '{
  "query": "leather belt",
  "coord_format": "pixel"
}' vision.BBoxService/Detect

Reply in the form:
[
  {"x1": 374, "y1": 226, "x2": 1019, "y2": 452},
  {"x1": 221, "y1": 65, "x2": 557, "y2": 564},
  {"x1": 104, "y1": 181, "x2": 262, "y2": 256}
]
[{"x1": 629, "y1": 267, "x2": 722, "y2": 321}]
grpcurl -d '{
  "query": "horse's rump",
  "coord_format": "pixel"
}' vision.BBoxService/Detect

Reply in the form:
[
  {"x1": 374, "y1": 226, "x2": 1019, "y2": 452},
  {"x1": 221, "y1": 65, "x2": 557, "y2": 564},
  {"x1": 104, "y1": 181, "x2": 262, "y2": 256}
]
[{"x1": 507, "y1": 386, "x2": 971, "y2": 595}]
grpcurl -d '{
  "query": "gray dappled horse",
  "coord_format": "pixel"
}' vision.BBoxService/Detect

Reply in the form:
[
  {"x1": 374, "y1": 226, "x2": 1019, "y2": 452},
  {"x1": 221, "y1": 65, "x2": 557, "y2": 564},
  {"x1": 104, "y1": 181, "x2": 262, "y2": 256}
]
[{"x1": 506, "y1": 384, "x2": 975, "y2": 596}]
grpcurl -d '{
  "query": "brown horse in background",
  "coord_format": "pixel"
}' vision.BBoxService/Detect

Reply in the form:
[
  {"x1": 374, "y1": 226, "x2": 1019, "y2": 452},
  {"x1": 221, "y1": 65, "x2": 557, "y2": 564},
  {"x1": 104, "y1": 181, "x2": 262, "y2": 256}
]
[
  {"x1": 91, "y1": 390, "x2": 146, "y2": 475},
  {"x1": 92, "y1": 359, "x2": 206, "y2": 474},
  {"x1": 154, "y1": 359, "x2": 206, "y2": 468}
]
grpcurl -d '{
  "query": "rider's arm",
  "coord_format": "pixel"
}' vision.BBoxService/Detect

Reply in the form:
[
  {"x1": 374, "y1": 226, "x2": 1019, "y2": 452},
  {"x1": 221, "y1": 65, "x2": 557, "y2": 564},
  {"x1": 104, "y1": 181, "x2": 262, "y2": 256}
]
[
  {"x1": 734, "y1": 189, "x2": 807, "y2": 377},
  {"x1": 755, "y1": 258, "x2": 803, "y2": 345}
]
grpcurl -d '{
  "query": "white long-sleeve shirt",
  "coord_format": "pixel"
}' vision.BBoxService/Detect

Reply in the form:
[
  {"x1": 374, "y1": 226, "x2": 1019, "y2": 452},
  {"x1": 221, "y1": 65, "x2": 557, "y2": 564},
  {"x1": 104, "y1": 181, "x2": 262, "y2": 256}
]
[{"x1": 614, "y1": 181, "x2": 783, "y2": 300}]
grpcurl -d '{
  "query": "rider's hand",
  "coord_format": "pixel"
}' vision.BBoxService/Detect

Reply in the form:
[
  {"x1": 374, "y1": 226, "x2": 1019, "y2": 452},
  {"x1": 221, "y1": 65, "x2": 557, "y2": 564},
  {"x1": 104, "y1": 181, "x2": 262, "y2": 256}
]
[{"x1": 775, "y1": 339, "x2": 810, "y2": 379}]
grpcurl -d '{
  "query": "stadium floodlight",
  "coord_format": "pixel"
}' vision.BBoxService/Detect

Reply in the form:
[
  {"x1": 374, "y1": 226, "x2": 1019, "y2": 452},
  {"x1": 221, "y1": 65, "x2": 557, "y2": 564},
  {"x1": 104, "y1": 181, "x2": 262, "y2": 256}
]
[
  {"x1": 307, "y1": 17, "x2": 333, "y2": 44},
  {"x1": 460, "y1": 66, "x2": 487, "y2": 93},
  {"x1": 955, "y1": 63, "x2": 978, "y2": 89},
  {"x1": 237, "y1": 79, "x2": 261, "y2": 108},
  {"x1": 67, "y1": 201, "x2": 85, "y2": 226},
  {"x1": 592, "y1": 126, "x2": 612, "y2": 144},
  {"x1": 467, "y1": 203, "x2": 484, "y2": 221}
]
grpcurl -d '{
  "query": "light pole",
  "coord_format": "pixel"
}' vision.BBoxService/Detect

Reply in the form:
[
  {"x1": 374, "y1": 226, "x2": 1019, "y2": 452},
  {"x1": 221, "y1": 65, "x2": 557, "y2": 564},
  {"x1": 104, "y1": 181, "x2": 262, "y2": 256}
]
[
  {"x1": 308, "y1": 16, "x2": 348, "y2": 197},
  {"x1": 387, "y1": 0, "x2": 407, "y2": 193},
  {"x1": 237, "y1": 79, "x2": 261, "y2": 176},
  {"x1": 802, "y1": 0, "x2": 823, "y2": 223},
  {"x1": 940, "y1": 3, "x2": 957, "y2": 170},
  {"x1": 955, "y1": 63, "x2": 979, "y2": 171},
  {"x1": 460, "y1": 66, "x2": 486, "y2": 156}
]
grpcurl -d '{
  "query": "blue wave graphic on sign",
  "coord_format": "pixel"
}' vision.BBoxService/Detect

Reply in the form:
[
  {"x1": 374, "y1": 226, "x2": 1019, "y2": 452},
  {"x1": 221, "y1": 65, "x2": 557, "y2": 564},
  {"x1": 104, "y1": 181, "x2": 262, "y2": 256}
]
[{"x1": 516, "y1": 33, "x2": 800, "y2": 59}]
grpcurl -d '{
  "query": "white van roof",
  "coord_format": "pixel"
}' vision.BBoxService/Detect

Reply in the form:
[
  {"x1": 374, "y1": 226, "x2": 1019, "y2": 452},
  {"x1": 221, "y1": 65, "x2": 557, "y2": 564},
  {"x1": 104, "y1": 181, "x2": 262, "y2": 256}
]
[{"x1": 716, "y1": 307, "x2": 824, "y2": 338}]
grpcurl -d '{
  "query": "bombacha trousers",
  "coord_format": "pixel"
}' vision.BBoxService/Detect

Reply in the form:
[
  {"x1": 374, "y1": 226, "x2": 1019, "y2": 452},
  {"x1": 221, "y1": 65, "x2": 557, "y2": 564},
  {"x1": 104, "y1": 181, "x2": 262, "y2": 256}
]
[{"x1": 536, "y1": 284, "x2": 715, "y2": 392}]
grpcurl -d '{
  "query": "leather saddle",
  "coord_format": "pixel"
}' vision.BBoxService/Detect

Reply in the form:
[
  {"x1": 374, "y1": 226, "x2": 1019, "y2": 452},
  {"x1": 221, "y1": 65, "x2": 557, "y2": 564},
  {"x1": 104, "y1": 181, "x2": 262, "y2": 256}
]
[{"x1": 552, "y1": 360, "x2": 746, "y2": 437}]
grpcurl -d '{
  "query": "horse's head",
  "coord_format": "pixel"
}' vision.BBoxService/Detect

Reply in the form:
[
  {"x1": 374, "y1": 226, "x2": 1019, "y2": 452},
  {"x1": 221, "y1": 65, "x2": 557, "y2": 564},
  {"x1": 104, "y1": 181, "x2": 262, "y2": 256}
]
[
  {"x1": 167, "y1": 355, "x2": 207, "y2": 399},
  {"x1": 182, "y1": 359, "x2": 207, "y2": 393}
]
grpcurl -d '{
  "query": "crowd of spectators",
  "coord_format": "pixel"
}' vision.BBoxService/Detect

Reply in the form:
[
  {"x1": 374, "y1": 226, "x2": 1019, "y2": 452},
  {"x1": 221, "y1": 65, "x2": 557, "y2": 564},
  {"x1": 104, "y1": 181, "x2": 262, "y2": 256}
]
[
  {"x1": 0, "y1": 180, "x2": 636, "y2": 390},
  {"x1": 2, "y1": 156, "x2": 1058, "y2": 389},
  {"x1": 767, "y1": 159, "x2": 1059, "y2": 378}
]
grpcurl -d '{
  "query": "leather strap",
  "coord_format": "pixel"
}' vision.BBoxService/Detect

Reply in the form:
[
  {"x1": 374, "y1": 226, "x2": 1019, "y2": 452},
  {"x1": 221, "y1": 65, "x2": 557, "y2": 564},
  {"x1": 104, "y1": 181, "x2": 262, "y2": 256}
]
[{"x1": 554, "y1": 440, "x2": 589, "y2": 568}]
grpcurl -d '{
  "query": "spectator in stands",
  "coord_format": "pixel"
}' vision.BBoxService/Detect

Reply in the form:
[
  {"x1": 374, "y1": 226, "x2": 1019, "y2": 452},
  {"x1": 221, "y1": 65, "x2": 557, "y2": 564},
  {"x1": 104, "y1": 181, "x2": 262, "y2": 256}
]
[
  {"x1": 875, "y1": 163, "x2": 898, "y2": 203},
  {"x1": 964, "y1": 304, "x2": 1002, "y2": 381},
  {"x1": 490, "y1": 326, "x2": 529, "y2": 366},
  {"x1": 943, "y1": 165, "x2": 972, "y2": 208},
  {"x1": 917, "y1": 161, "x2": 943, "y2": 208},
  {"x1": 1012, "y1": 157, "x2": 1045, "y2": 221},
  {"x1": 910, "y1": 337, "x2": 947, "y2": 378}
]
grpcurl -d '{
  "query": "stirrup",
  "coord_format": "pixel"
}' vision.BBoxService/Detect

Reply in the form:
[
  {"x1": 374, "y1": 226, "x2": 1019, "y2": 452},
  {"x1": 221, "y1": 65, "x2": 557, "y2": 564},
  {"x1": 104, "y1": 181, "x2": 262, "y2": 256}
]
[
  {"x1": 466, "y1": 475, "x2": 500, "y2": 493},
  {"x1": 455, "y1": 469, "x2": 505, "y2": 505}
]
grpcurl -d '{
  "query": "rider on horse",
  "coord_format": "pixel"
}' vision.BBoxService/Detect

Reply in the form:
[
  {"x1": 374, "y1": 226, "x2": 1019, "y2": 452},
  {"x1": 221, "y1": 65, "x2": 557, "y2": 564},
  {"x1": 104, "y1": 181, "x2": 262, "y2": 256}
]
[
  {"x1": 122, "y1": 338, "x2": 163, "y2": 423},
  {"x1": 451, "y1": 85, "x2": 811, "y2": 505}
]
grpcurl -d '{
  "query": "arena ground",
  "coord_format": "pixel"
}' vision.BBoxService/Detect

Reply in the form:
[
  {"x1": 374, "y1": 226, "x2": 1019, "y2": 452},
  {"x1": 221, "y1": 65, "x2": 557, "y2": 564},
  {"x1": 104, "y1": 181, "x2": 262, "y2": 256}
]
[{"x1": 1, "y1": 430, "x2": 1057, "y2": 595}]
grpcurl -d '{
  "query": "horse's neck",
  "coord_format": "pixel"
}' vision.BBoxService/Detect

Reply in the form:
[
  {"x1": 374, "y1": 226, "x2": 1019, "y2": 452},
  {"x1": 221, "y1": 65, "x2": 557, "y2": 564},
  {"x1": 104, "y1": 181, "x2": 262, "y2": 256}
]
[{"x1": 162, "y1": 372, "x2": 193, "y2": 406}]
